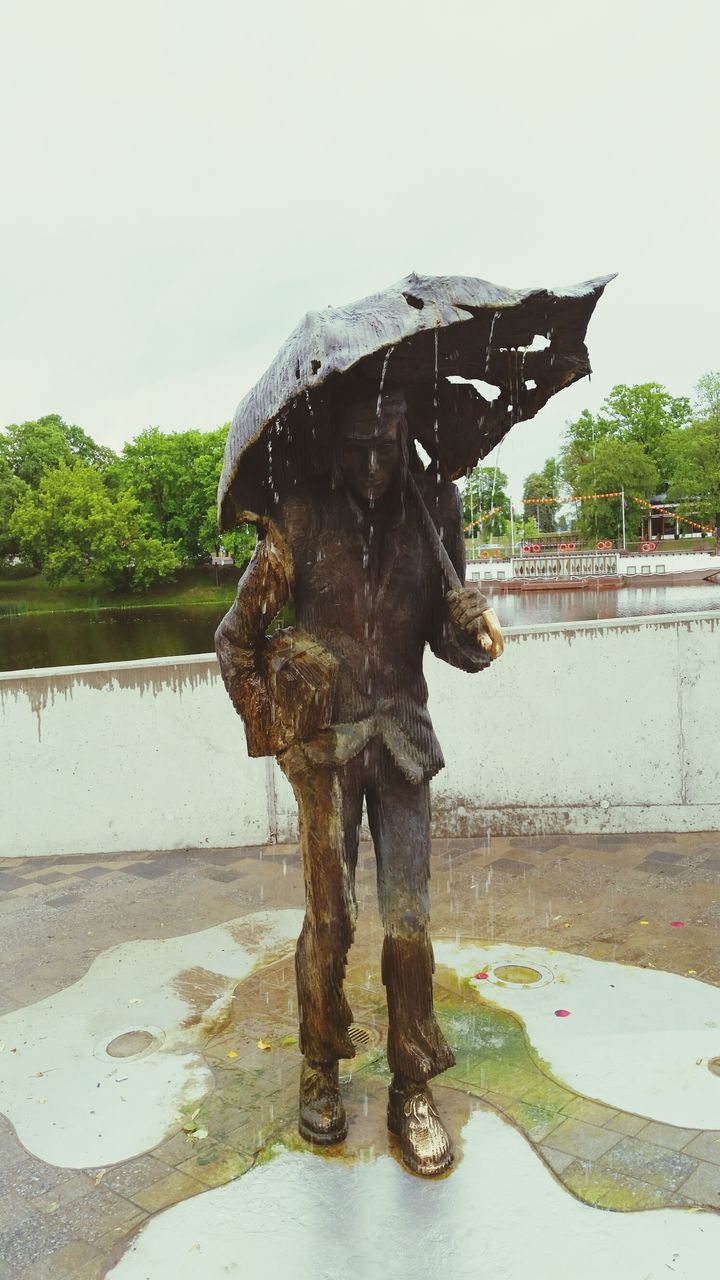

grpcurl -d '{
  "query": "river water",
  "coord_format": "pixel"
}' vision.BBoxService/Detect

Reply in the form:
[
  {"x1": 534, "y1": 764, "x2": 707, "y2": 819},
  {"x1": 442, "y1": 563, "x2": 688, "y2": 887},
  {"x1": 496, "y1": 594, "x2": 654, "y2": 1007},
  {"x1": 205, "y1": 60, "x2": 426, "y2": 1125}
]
[
  {"x1": 491, "y1": 581, "x2": 720, "y2": 628},
  {"x1": 1, "y1": 583, "x2": 720, "y2": 673}
]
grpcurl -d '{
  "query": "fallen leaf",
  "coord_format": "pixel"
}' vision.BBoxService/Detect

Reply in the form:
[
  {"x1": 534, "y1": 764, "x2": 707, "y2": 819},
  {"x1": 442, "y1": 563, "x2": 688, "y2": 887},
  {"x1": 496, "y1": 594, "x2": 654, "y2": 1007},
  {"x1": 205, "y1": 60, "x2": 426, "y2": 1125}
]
[
  {"x1": 687, "y1": 969, "x2": 698, "y2": 976},
  {"x1": 670, "y1": 921, "x2": 685, "y2": 928},
  {"x1": 639, "y1": 919, "x2": 649, "y2": 926},
  {"x1": 554, "y1": 1009, "x2": 571, "y2": 1018},
  {"x1": 226, "y1": 1051, "x2": 238, "y2": 1060},
  {"x1": 563, "y1": 923, "x2": 573, "y2": 929},
  {"x1": 94, "y1": 1169, "x2": 107, "y2": 1185},
  {"x1": 280, "y1": 1035, "x2": 298, "y2": 1047},
  {"x1": 473, "y1": 972, "x2": 489, "y2": 981},
  {"x1": 257, "y1": 1040, "x2": 272, "y2": 1051},
  {"x1": 183, "y1": 1121, "x2": 198, "y2": 1134}
]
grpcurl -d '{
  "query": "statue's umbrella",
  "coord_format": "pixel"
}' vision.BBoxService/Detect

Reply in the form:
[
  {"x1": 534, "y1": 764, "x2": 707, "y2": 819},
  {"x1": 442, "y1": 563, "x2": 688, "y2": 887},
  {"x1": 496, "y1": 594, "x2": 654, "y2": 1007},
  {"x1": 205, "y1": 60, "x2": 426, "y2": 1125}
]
[
  {"x1": 218, "y1": 270, "x2": 615, "y2": 531},
  {"x1": 216, "y1": 271, "x2": 615, "y2": 751}
]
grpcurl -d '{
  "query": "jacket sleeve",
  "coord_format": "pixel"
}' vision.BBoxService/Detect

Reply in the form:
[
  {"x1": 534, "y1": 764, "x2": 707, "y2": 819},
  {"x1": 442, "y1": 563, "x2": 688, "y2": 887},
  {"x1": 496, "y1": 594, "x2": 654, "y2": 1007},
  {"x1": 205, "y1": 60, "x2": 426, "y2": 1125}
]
[
  {"x1": 214, "y1": 521, "x2": 292, "y2": 707},
  {"x1": 427, "y1": 481, "x2": 492, "y2": 674}
]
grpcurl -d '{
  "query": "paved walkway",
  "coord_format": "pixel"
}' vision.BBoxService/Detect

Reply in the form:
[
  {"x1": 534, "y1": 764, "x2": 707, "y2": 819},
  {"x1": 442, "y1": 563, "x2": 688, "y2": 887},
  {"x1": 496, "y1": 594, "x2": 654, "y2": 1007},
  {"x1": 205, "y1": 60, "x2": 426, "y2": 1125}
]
[{"x1": 1, "y1": 831, "x2": 720, "y2": 1277}]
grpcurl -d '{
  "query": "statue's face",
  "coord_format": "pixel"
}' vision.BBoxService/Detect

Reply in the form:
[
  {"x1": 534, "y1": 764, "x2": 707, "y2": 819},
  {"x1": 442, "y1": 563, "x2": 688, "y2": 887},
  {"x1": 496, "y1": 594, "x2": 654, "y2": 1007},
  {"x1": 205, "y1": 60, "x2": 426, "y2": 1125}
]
[{"x1": 339, "y1": 414, "x2": 402, "y2": 506}]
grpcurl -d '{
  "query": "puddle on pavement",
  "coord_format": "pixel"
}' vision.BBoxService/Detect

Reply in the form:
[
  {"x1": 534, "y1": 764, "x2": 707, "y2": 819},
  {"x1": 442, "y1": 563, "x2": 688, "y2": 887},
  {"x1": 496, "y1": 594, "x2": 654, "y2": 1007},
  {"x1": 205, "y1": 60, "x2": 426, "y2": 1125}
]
[{"x1": 106, "y1": 1107, "x2": 720, "y2": 1280}]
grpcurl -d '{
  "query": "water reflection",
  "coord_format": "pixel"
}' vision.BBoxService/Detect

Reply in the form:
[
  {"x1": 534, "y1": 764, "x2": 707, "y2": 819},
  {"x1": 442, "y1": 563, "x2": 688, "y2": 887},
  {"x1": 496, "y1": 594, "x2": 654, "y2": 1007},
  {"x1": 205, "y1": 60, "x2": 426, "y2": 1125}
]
[
  {"x1": 494, "y1": 581, "x2": 720, "y2": 628},
  {"x1": 0, "y1": 604, "x2": 227, "y2": 673},
  {"x1": 1, "y1": 584, "x2": 720, "y2": 673}
]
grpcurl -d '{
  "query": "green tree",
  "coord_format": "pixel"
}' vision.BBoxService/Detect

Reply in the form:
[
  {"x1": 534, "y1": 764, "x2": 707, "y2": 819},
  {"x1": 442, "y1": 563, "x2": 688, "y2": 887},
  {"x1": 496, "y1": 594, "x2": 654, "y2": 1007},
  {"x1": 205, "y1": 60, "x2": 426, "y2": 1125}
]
[
  {"x1": 116, "y1": 424, "x2": 254, "y2": 566},
  {"x1": 0, "y1": 414, "x2": 116, "y2": 488},
  {"x1": 10, "y1": 463, "x2": 179, "y2": 590},
  {"x1": 561, "y1": 383, "x2": 691, "y2": 497},
  {"x1": 572, "y1": 438, "x2": 659, "y2": 543},
  {"x1": 0, "y1": 457, "x2": 30, "y2": 563},
  {"x1": 523, "y1": 457, "x2": 562, "y2": 532},
  {"x1": 463, "y1": 465, "x2": 511, "y2": 539},
  {"x1": 667, "y1": 372, "x2": 720, "y2": 530}
]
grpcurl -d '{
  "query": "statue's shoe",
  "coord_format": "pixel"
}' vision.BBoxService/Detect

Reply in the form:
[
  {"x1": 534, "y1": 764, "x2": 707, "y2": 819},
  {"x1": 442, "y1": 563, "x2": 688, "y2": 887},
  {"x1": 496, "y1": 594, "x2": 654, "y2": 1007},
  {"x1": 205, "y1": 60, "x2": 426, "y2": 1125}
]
[
  {"x1": 387, "y1": 1080, "x2": 454, "y2": 1177},
  {"x1": 298, "y1": 1059, "x2": 347, "y2": 1145}
]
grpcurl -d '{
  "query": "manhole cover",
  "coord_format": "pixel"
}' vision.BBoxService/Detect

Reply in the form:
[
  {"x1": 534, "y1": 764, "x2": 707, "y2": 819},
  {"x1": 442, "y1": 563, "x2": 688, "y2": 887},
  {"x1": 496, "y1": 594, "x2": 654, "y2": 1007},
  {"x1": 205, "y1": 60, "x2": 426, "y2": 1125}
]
[
  {"x1": 485, "y1": 960, "x2": 554, "y2": 989},
  {"x1": 347, "y1": 1023, "x2": 380, "y2": 1051},
  {"x1": 493, "y1": 964, "x2": 544, "y2": 986},
  {"x1": 708, "y1": 1057, "x2": 720, "y2": 1077},
  {"x1": 107, "y1": 1030, "x2": 158, "y2": 1058},
  {"x1": 94, "y1": 1025, "x2": 166, "y2": 1062}
]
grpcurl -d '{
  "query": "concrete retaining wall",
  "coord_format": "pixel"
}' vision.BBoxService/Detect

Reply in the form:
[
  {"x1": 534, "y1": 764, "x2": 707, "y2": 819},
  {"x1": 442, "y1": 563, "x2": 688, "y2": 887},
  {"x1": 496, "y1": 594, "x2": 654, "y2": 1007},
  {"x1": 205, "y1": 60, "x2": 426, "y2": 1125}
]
[{"x1": 2, "y1": 611, "x2": 719, "y2": 857}]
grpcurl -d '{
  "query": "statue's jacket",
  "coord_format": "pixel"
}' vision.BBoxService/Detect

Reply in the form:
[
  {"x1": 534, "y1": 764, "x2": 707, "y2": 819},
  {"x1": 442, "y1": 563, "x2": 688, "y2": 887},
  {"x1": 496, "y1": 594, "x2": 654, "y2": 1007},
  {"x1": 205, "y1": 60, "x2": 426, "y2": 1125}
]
[{"x1": 216, "y1": 472, "x2": 490, "y2": 785}]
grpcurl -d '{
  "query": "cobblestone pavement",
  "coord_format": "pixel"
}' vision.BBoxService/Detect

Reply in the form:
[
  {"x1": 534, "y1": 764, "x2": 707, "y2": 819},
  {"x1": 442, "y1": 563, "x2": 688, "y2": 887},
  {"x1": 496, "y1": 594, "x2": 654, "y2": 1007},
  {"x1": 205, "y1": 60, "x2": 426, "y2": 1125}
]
[{"x1": 1, "y1": 831, "x2": 719, "y2": 1277}]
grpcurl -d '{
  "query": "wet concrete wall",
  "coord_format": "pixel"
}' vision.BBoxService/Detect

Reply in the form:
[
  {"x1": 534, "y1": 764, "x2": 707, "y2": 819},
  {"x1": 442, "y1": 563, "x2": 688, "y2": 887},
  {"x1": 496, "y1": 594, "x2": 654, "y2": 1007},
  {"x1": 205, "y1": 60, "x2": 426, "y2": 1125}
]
[
  {"x1": 0, "y1": 655, "x2": 269, "y2": 858},
  {"x1": 2, "y1": 612, "x2": 719, "y2": 857}
]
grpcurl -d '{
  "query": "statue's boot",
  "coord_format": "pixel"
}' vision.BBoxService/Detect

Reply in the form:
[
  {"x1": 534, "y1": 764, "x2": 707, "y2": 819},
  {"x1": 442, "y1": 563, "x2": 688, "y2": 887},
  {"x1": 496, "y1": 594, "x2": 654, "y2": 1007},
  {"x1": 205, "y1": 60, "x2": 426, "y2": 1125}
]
[
  {"x1": 298, "y1": 1058, "x2": 347, "y2": 1145},
  {"x1": 387, "y1": 1076, "x2": 454, "y2": 1177}
]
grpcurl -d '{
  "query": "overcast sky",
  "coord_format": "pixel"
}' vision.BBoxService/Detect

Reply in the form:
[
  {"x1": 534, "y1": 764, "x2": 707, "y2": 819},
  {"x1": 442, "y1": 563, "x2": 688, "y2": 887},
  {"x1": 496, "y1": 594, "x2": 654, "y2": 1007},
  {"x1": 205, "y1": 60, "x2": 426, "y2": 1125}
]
[{"x1": 1, "y1": 0, "x2": 717, "y2": 501}]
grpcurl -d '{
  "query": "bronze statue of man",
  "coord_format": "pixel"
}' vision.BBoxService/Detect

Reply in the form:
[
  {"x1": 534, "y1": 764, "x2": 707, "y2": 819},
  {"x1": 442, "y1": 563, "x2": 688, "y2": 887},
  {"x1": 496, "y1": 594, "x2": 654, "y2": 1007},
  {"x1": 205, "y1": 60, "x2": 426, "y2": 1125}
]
[{"x1": 216, "y1": 385, "x2": 503, "y2": 1176}]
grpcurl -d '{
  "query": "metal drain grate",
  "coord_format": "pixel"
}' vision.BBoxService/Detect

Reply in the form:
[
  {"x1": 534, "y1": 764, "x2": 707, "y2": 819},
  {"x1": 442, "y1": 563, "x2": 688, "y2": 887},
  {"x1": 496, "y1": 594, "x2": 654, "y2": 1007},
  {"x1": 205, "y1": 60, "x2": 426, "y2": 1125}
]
[{"x1": 348, "y1": 1022, "x2": 379, "y2": 1051}]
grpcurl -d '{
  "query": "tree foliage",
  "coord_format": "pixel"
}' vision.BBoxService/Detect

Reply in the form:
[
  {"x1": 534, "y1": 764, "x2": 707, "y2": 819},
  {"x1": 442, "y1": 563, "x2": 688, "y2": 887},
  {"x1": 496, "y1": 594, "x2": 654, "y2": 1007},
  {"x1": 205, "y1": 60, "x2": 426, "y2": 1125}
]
[
  {"x1": 667, "y1": 372, "x2": 720, "y2": 527},
  {"x1": 523, "y1": 458, "x2": 561, "y2": 532},
  {"x1": 555, "y1": 381, "x2": 699, "y2": 544},
  {"x1": 9, "y1": 464, "x2": 179, "y2": 590},
  {"x1": 1, "y1": 413, "x2": 256, "y2": 585},
  {"x1": 115, "y1": 424, "x2": 255, "y2": 567},
  {"x1": 0, "y1": 457, "x2": 30, "y2": 563},
  {"x1": 560, "y1": 383, "x2": 691, "y2": 499},
  {"x1": 0, "y1": 414, "x2": 116, "y2": 488},
  {"x1": 462, "y1": 465, "x2": 511, "y2": 539}
]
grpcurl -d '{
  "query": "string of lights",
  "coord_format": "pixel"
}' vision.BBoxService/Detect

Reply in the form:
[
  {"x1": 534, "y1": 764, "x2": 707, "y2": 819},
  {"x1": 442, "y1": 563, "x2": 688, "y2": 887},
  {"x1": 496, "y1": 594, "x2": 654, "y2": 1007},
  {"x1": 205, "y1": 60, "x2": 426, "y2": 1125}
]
[{"x1": 510, "y1": 491, "x2": 715, "y2": 534}]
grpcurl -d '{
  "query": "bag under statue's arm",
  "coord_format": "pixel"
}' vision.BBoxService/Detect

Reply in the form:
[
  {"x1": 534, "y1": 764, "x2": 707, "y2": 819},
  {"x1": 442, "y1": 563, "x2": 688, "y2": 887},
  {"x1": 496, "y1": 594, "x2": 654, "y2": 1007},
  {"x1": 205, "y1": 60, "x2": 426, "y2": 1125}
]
[{"x1": 215, "y1": 521, "x2": 338, "y2": 758}]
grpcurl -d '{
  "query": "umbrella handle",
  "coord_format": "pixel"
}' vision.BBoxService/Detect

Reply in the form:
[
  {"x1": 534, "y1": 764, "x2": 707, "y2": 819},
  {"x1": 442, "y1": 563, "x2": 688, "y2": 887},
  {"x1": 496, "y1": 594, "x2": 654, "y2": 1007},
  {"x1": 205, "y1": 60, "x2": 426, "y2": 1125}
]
[{"x1": 405, "y1": 472, "x2": 463, "y2": 593}]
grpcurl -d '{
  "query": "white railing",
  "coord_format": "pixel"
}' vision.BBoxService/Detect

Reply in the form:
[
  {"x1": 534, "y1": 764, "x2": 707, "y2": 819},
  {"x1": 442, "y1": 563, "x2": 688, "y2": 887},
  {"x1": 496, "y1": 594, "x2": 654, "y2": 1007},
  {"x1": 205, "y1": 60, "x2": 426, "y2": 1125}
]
[{"x1": 512, "y1": 552, "x2": 620, "y2": 579}]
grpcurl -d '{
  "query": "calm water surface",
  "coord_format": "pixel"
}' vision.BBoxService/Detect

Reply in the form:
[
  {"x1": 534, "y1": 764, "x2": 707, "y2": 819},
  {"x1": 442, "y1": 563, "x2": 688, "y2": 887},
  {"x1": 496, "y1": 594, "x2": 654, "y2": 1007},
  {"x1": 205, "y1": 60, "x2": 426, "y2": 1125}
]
[
  {"x1": 2, "y1": 584, "x2": 720, "y2": 672},
  {"x1": 0, "y1": 604, "x2": 228, "y2": 673},
  {"x1": 493, "y1": 581, "x2": 720, "y2": 628}
]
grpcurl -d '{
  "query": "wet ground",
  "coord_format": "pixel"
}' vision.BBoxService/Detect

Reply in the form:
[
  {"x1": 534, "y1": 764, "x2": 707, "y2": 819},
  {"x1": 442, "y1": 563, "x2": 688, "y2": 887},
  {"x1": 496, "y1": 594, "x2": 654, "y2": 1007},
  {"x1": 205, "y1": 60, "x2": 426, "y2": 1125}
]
[{"x1": 1, "y1": 832, "x2": 720, "y2": 1277}]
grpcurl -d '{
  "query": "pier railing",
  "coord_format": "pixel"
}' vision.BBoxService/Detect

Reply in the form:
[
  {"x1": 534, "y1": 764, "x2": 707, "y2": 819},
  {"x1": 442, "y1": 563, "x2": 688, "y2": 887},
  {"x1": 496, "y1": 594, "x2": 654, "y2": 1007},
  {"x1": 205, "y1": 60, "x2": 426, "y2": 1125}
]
[{"x1": 511, "y1": 552, "x2": 620, "y2": 579}]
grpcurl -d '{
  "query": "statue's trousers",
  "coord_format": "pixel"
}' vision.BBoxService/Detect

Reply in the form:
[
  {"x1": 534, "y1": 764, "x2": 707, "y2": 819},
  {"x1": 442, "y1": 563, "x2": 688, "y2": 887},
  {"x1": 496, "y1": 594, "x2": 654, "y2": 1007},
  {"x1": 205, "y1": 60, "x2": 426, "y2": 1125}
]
[{"x1": 278, "y1": 739, "x2": 455, "y2": 1083}]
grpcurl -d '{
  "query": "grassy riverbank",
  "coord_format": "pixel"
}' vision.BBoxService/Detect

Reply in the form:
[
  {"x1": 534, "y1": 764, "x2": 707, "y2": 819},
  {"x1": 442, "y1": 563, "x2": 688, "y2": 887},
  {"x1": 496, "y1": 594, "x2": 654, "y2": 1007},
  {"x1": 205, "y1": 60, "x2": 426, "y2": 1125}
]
[{"x1": 0, "y1": 565, "x2": 242, "y2": 617}]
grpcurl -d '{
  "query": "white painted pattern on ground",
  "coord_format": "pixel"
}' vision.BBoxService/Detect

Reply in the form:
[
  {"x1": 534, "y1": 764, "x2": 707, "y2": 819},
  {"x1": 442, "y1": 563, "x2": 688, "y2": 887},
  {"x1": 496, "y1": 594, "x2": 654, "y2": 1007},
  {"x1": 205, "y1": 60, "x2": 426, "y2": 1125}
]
[
  {"x1": 0, "y1": 909, "x2": 303, "y2": 1168},
  {"x1": 435, "y1": 941, "x2": 720, "y2": 1130},
  {"x1": 107, "y1": 1109, "x2": 720, "y2": 1280}
]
